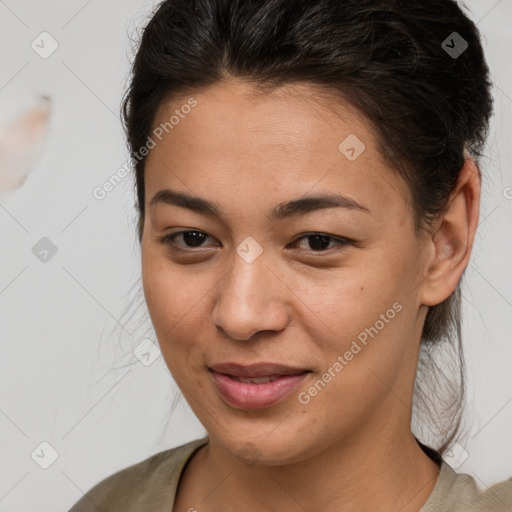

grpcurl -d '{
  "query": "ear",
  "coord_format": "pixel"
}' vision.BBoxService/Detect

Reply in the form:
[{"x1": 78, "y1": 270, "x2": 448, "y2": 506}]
[{"x1": 418, "y1": 155, "x2": 481, "y2": 307}]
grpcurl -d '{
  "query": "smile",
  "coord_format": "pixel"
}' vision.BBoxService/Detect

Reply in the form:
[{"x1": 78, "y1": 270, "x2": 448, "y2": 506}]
[{"x1": 208, "y1": 363, "x2": 311, "y2": 409}]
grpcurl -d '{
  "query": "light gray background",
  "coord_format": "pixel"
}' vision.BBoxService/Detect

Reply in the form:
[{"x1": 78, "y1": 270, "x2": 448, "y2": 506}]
[{"x1": 0, "y1": 0, "x2": 510, "y2": 510}]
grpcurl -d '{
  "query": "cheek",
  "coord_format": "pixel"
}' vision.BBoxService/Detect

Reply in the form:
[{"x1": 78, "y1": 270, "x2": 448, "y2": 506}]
[
  {"x1": 296, "y1": 264, "x2": 402, "y2": 348},
  {"x1": 295, "y1": 260, "x2": 413, "y2": 395},
  {"x1": 297, "y1": 300, "x2": 412, "y2": 438},
  {"x1": 141, "y1": 246, "x2": 193, "y2": 331},
  {"x1": 141, "y1": 252, "x2": 210, "y2": 373}
]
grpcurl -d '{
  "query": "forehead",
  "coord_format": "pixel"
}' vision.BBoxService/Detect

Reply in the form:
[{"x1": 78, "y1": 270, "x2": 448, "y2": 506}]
[
  {"x1": 144, "y1": 79, "x2": 412, "y2": 225},
  {"x1": 150, "y1": 79, "x2": 372, "y2": 157}
]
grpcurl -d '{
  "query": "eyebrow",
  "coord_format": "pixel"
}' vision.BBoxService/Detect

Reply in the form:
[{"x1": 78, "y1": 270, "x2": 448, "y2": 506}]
[{"x1": 149, "y1": 188, "x2": 370, "y2": 222}]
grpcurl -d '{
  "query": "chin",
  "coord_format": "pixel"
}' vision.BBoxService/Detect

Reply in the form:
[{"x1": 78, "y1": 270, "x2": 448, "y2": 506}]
[{"x1": 209, "y1": 422, "x2": 326, "y2": 467}]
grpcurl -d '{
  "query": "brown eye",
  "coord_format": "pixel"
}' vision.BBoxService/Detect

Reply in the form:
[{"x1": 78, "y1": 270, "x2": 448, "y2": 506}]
[
  {"x1": 159, "y1": 230, "x2": 217, "y2": 249},
  {"x1": 290, "y1": 233, "x2": 351, "y2": 252},
  {"x1": 158, "y1": 230, "x2": 352, "y2": 254}
]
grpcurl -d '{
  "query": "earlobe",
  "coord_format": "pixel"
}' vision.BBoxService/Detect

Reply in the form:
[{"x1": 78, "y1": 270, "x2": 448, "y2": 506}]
[{"x1": 419, "y1": 157, "x2": 481, "y2": 306}]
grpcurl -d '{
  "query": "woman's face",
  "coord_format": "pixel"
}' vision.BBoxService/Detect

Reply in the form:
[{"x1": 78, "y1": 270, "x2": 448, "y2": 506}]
[{"x1": 141, "y1": 79, "x2": 436, "y2": 464}]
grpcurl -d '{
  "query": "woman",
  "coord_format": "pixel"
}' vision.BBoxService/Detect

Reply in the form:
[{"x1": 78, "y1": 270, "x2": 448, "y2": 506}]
[{"x1": 69, "y1": 0, "x2": 512, "y2": 510}]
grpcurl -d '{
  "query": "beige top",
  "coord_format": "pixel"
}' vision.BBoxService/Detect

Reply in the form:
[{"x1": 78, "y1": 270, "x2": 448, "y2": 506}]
[{"x1": 68, "y1": 437, "x2": 512, "y2": 511}]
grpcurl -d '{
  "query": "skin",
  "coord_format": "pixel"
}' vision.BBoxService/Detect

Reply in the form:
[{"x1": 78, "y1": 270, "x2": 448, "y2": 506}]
[{"x1": 141, "y1": 78, "x2": 480, "y2": 512}]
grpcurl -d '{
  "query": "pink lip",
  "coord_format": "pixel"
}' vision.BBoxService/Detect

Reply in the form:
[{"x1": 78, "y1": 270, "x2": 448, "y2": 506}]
[
  {"x1": 208, "y1": 362, "x2": 311, "y2": 409},
  {"x1": 209, "y1": 361, "x2": 309, "y2": 378}
]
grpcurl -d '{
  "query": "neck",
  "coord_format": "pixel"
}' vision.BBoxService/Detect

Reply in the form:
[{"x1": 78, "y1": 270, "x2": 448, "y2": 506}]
[{"x1": 186, "y1": 423, "x2": 441, "y2": 512}]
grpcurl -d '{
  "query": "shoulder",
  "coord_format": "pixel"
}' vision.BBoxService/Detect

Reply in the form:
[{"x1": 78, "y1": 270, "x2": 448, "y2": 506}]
[
  {"x1": 449, "y1": 471, "x2": 512, "y2": 511},
  {"x1": 423, "y1": 462, "x2": 512, "y2": 512},
  {"x1": 67, "y1": 436, "x2": 209, "y2": 512}
]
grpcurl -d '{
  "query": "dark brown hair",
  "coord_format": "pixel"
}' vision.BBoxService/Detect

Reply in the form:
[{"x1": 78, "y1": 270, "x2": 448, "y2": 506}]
[{"x1": 120, "y1": 0, "x2": 493, "y2": 453}]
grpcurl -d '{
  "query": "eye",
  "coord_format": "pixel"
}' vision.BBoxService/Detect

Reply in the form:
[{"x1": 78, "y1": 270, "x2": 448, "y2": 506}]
[
  {"x1": 158, "y1": 230, "x2": 217, "y2": 250},
  {"x1": 289, "y1": 233, "x2": 351, "y2": 252},
  {"x1": 158, "y1": 230, "x2": 351, "y2": 253}
]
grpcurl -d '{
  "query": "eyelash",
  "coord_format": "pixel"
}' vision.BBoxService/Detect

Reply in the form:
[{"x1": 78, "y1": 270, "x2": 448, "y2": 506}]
[{"x1": 157, "y1": 230, "x2": 352, "y2": 253}]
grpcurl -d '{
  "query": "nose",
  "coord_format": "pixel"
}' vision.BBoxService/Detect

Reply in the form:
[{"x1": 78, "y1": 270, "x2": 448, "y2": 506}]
[{"x1": 212, "y1": 251, "x2": 290, "y2": 342}]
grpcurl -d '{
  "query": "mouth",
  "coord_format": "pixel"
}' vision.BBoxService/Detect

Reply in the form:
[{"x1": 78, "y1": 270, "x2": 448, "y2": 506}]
[
  {"x1": 208, "y1": 362, "x2": 312, "y2": 409},
  {"x1": 227, "y1": 375, "x2": 284, "y2": 384}
]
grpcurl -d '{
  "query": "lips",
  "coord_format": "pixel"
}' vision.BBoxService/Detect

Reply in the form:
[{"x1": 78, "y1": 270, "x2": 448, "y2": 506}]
[
  {"x1": 208, "y1": 362, "x2": 311, "y2": 409},
  {"x1": 234, "y1": 375, "x2": 281, "y2": 384},
  {"x1": 208, "y1": 362, "x2": 310, "y2": 378}
]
